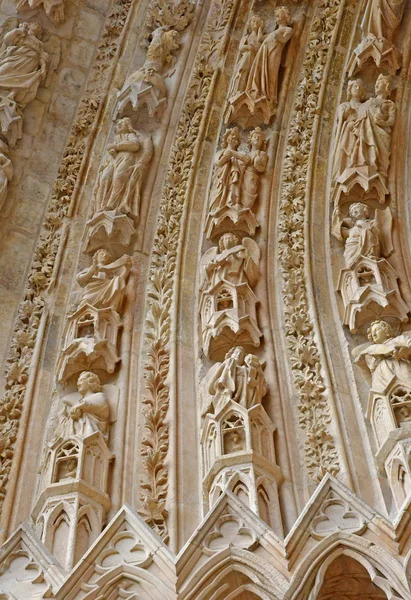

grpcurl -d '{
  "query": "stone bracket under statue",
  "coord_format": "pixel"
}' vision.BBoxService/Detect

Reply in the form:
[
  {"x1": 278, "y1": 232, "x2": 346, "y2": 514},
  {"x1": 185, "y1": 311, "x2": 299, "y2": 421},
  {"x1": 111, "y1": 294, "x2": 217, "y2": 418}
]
[
  {"x1": 200, "y1": 280, "x2": 262, "y2": 360},
  {"x1": 338, "y1": 256, "x2": 409, "y2": 333},
  {"x1": 117, "y1": 76, "x2": 167, "y2": 121},
  {"x1": 332, "y1": 166, "x2": 389, "y2": 209},
  {"x1": 85, "y1": 210, "x2": 136, "y2": 255},
  {"x1": 205, "y1": 204, "x2": 259, "y2": 241},
  {"x1": 348, "y1": 35, "x2": 402, "y2": 77},
  {"x1": 56, "y1": 304, "x2": 121, "y2": 383}
]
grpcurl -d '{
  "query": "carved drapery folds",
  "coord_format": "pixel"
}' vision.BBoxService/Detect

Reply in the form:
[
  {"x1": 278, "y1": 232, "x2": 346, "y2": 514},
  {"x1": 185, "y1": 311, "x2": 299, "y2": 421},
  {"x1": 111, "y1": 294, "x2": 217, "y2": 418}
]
[
  {"x1": 348, "y1": 0, "x2": 406, "y2": 76},
  {"x1": 86, "y1": 118, "x2": 153, "y2": 253},
  {"x1": 0, "y1": 19, "x2": 60, "y2": 210},
  {"x1": 205, "y1": 126, "x2": 268, "y2": 240},
  {"x1": 225, "y1": 8, "x2": 293, "y2": 127}
]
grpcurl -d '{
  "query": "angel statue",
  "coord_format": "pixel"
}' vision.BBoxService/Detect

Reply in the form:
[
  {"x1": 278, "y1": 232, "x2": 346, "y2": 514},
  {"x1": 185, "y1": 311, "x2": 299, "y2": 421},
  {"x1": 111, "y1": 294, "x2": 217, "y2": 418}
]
[
  {"x1": 55, "y1": 371, "x2": 110, "y2": 441},
  {"x1": 77, "y1": 249, "x2": 132, "y2": 313},
  {"x1": 353, "y1": 320, "x2": 411, "y2": 394},
  {"x1": 117, "y1": 26, "x2": 180, "y2": 118},
  {"x1": 205, "y1": 347, "x2": 267, "y2": 414},
  {"x1": 226, "y1": 7, "x2": 293, "y2": 126},
  {"x1": 93, "y1": 117, "x2": 153, "y2": 219},
  {"x1": 332, "y1": 77, "x2": 395, "y2": 192},
  {"x1": 0, "y1": 19, "x2": 60, "y2": 146},
  {"x1": 335, "y1": 203, "x2": 393, "y2": 268},
  {"x1": 200, "y1": 232, "x2": 260, "y2": 291}
]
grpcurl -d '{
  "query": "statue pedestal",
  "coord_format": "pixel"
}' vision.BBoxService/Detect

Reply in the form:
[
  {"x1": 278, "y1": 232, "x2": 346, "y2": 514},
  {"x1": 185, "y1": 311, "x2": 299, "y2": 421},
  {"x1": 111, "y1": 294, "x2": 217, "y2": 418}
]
[
  {"x1": 338, "y1": 257, "x2": 409, "y2": 333},
  {"x1": 348, "y1": 36, "x2": 401, "y2": 77},
  {"x1": 85, "y1": 210, "x2": 136, "y2": 254},
  {"x1": 205, "y1": 205, "x2": 258, "y2": 240}
]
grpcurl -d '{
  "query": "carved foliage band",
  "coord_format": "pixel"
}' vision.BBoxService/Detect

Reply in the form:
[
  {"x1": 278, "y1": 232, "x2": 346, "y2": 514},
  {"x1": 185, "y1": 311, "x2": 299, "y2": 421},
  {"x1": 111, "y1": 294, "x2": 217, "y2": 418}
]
[
  {"x1": 139, "y1": 0, "x2": 236, "y2": 541},
  {"x1": 277, "y1": 0, "x2": 342, "y2": 482}
]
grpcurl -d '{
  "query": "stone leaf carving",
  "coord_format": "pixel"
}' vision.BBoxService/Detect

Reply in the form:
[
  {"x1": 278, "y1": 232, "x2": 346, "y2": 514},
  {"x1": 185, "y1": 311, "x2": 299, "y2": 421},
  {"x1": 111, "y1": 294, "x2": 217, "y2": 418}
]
[
  {"x1": 277, "y1": 0, "x2": 342, "y2": 482},
  {"x1": 202, "y1": 513, "x2": 257, "y2": 555},
  {"x1": 142, "y1": 0, "x2": 195, "y2": 47},
  {"x1": 139, "y1": 0, "x2": 237, "y2": 541},
  {"x1": 199, "y1": 233, "x2": 261, "y2": 359},
  {"x1": 54, "y1": 372, "x2": 111, "y2": 442},
  {"x1": 348, "y1": 0, "x2": 406, "y2": 75},
  {"x1": 117, "y1": 27, "x2": 181, "y2": 120},
  {"x1": 93, "y1": 118, "x2": 153, "y2": 219},
  {"x1": 203, "y1": 346, "x2": 266, "y2": 415},
  {"x1": 311, "y1": 493, "x2": 365, "y2": 539},
  {"x1": 333, "y1": 203, "x2": 408, "y2": 332},
  {"x1": 16, "y1": 0, "x2": 66, "y2": 25},
  {"x1": 332, "y1": 76, "x2": 395, "y2": 206},
  {"x1": 205, "y1": 126, "x2": 268, "y2": 240},
  {"x1": 0, "y1": 0, "x2": 134, "y2": 513},
  {"x1": 0, "y1": 19, "x2": 60, "y2": 147},
  {"x1": 353, "y1": 320, "x2": 411, "y2": 395},
  {"x1": 225, "y1": 7, "x2": 293, "y2": 127}
]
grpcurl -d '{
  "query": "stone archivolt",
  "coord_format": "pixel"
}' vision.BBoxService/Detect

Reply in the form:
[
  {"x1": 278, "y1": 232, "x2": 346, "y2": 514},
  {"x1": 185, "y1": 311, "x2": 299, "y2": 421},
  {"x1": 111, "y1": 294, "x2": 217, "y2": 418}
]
[{"x1": 2, "y1": 0, "x2": 411, "y2": 595}]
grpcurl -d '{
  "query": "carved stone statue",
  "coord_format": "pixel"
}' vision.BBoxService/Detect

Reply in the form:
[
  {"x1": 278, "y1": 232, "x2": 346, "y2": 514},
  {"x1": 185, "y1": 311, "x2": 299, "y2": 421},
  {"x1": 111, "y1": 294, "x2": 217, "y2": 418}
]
[
  {"x1": 0, "y1": 140, "x2": 13, "y2": 210},
  {"x1": 225, "y1": 7, "x2": 293, "y2": 127},
  {"x1": 338, "y1": 203, "x2": 393, "y2": 268},
  {"x1": 201, "y1": 232, "x2": 260, "y2": 290},
  {"x1": 349, "y1": 0, "x2": 405, "y2": 74},
  {"x1": 117, "y1": 26, "x2": 180, "y2": 118},
  {"x1": 206, "y1": 127, "x2": 267, "y2": 239},
  {"x1": 77, "y1": 249, "x2": 131, "y2": 313},
  {"x1": 0, "y1": 20, "x2": 60, "y2": 146},
  {"x1": 207, "y1": 347, "x2": 266, "y2": 414},
  {"x1": 55, "y1": 372, "x2": 110, "y2": 440},
  {"x1": 333, "y1": 202, "x2": 407, "y2": 332},
  {"x1": 199, "y1": 233, "x2": 261, "y2": 358},
  {"x1": 332, "y1": 77, "x2": 395, "y2": 203},
  {"x1": 226, "y1": 16, "x2": 265, "y2": 106},
  {"x1": 353, "y1": 320, "x2": 411, "y2": 393},
  {"x1": 93, "y1": 118, "x2": 153, "y2": 219},
  {"x1": 208, "y1": 127, "x2": 249, "y2": 214},
  {"x1": 0, "y1": 22, "x2": 49, "y2": 108},
  {"x1": 16, "y1": 0, "x2": 66, "y2": 24}
]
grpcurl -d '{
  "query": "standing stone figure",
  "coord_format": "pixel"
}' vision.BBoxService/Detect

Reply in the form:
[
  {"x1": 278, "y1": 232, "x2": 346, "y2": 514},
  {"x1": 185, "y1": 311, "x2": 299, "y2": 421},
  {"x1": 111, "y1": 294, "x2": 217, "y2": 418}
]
[
  {"x1": 207, "y1": 347, "x2": 266, "y2": 414},
  {"x1": 93, "y1": 118, "x2": 153, "y2": 219},
  {"x1": 226, "y1": 16, "x2": 265, "y2": 106},
  {"x1": 332, "y1": 77, "x2": 395, "y2": 185},
  {"x1": 362, "y1": 0, "x2": 406, "y2": 42},
  {"x1": 55, "y1": 372, "x2": 110, "y2": 440},
  {"x1": 77, "y1": 249, "x2": 131, "y2": 313},
  {"x1": 353, "y1": 320, "x2": 411, "y2": 393},
  {"x1": 209, "y1": 127, "x2": 249, "y2": 214},
  {"x1": 226, "y1": 7, "x2": 293, "y2": 126},
  {"x1": 242, "y1": 127, "x2": 268, "y2": 209}
]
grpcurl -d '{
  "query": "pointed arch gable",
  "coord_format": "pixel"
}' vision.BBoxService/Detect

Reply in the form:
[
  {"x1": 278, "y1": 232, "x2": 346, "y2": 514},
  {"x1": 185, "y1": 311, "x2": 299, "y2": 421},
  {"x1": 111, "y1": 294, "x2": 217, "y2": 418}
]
[
  {"x1": 178, "y1": 547, "x2": 287, "y2": 600},
  {"x1": 286, "y1": 534, "x2": 411, "y2": 600}
]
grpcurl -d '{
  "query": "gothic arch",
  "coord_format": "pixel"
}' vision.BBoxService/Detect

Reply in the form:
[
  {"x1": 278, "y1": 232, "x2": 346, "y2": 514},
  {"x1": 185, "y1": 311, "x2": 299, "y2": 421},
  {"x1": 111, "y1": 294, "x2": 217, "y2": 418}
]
[
  {"x1": 179, "y1": 548, "x2": 285, "y2": 600},
  {"x1": 287, "y1": 535, "x2": 410, "y2": 600}
]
